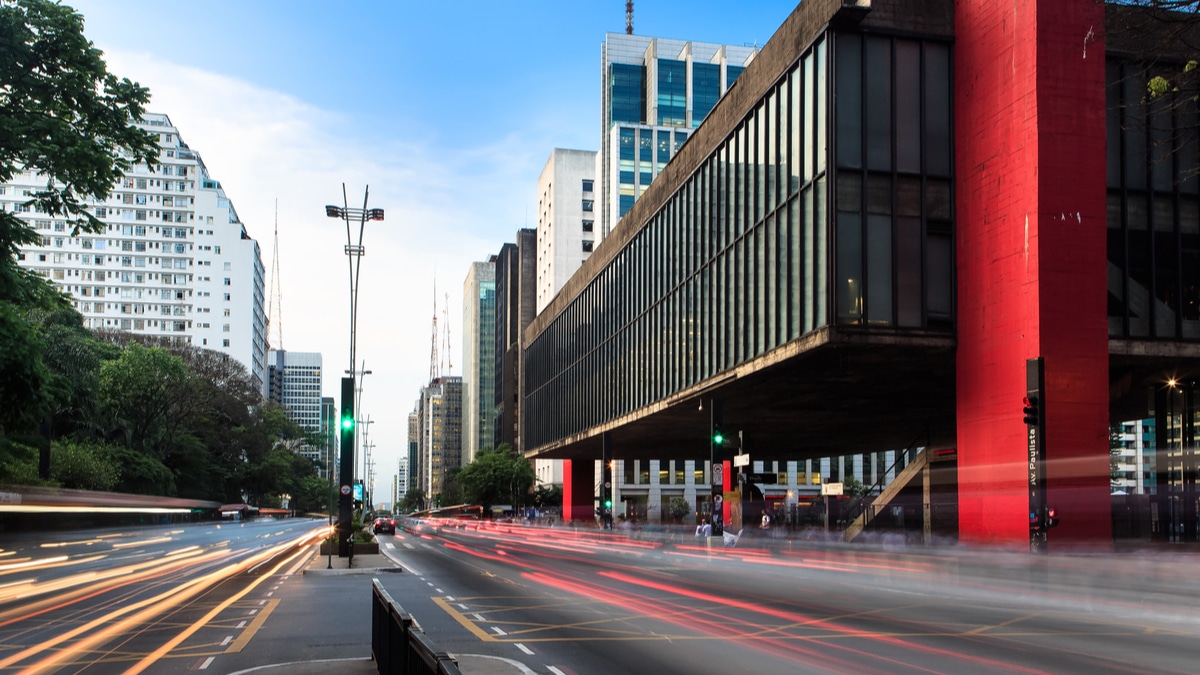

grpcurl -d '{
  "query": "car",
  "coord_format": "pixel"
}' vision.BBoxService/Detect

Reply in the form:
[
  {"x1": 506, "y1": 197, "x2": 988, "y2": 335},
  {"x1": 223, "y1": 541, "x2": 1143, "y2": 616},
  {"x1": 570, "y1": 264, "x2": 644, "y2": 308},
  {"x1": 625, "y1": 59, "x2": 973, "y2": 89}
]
[{"x1": 372, "y1": 517, "x2": 395, "y2": 534}]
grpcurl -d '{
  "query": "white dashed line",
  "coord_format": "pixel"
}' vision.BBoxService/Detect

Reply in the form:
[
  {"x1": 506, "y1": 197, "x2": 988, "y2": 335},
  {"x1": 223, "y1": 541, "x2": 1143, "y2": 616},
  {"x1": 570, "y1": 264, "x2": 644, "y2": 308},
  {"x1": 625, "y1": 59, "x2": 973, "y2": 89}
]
[
  {"x1": 473, "y1": 613, "x2": 485, "y2": 621},
  {"x1": 199, "y1": 656, "x2": 216, "y2": 669},
  {"x1": 458, "y1": 603, "x2": 469, "y2": 610},
  {"x1": 514, "y1": 643, "x2": 534, "y2": 655},
  {"x1": 491, "y1": 626, "x2": 507, "y2": 636},
  {"x1": 220, "y1": 636, "x2": 233, "y2": 646},
  {"x1": 548, "y1": 667, "x2": 568, "y2": 675},
  {"x1": 236, "y1": 621, "x2": 247, "y2": 629},
  {"x1": 445, "y1": 596, "x2": 455, "y2": 601}
]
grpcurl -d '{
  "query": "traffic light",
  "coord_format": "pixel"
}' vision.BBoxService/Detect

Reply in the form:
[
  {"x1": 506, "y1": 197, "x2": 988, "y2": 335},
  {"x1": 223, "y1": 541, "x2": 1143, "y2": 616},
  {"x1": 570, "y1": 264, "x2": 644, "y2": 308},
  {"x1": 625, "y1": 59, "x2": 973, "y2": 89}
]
[
  {"x1": 604, "y1": 498, "x2": 613, "y2": 509},
  {"x1": 713, "y1": 425, "x2": 725, "y2": 446},
  {"x1": 341, "y1": 414, "x2": 354, "y2": 431},
  {"x1": 1045, "y1": 506, "x2": 1059, "y2": 529},
  {"x1": 1022, "y1": 395, "x2": 1040, "y2": 426},
  {"x1": 1029, "y1": 511, "x2": 1041, "y2": 532}
]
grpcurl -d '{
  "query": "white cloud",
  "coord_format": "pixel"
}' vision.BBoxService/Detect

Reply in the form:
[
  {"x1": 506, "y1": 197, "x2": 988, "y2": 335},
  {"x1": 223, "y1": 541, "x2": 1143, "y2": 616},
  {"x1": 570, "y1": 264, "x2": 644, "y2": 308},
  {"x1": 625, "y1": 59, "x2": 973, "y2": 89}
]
[{"x1": 104, "y1": 50, "x2": 532, "y2": 493}]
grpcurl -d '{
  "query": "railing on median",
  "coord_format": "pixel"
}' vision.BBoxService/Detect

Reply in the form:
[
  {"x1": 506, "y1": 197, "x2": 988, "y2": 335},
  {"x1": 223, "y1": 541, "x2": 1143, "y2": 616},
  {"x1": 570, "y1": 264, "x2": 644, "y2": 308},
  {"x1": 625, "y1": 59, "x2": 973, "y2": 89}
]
[{"x1": 371, "y1": 579, "x2": 462, "y2": 675}]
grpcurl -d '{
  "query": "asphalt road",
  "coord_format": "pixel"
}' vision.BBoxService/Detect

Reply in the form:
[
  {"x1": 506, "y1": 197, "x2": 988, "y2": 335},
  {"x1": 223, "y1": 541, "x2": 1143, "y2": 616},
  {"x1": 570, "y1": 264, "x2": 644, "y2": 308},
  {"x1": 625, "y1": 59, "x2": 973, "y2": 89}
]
[
  {"x1": 0, "y1": 518, "x2": 328, "y2": 674},
  {"x1": 374, "y1": 519, "x2": 1200, "y2": 675}
]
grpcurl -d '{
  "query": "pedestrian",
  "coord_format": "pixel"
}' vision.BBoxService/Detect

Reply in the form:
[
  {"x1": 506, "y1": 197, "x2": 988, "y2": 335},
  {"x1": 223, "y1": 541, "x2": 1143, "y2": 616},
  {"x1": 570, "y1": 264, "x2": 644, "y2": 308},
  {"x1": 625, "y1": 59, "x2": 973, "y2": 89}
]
[
  {"x1": 760, "y1": 512, "x2": 771, "y2": 529},
  {"x1": 696, "y1": 518, "x2": 711, "y2": 537}
]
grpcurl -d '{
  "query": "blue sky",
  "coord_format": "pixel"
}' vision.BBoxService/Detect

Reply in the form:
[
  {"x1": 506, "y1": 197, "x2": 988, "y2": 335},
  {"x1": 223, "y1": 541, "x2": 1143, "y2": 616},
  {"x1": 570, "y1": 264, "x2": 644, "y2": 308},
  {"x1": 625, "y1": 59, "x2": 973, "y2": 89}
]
[{"x1": 65, "y1": 0, "x2": 801, "y2": 503}]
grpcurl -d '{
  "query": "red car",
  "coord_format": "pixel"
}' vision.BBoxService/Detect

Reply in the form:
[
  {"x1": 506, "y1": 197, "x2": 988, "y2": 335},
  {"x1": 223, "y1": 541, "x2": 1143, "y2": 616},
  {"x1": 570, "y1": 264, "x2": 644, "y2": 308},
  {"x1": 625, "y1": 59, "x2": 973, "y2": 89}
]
[{"x1": 372, "y1": 517, "x2": 395, "y2": 534}]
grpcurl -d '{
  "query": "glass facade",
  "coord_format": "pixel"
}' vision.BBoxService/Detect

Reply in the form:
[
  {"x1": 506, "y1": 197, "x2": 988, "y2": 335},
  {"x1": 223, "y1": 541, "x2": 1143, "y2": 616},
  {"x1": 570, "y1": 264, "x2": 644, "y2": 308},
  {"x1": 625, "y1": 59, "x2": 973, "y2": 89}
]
[
  {"x1": 1106, "y1": 60, "x2": 1200, "y2": 339},
  {"x1": 658, "y1": 59, "x2": 688, "y2": 126},
  {"x1": 692, "y1": 62, "x2": 721, "y2": 127},
  {"x1": 610, "y1": 63, "x2": 645, "y2": 125},
  {"x1": 528, "y1": 29, "x2": 957, "y2": 451},
  {"x1": 833, "y1": 34, "x2": 954, "y2": 330}
]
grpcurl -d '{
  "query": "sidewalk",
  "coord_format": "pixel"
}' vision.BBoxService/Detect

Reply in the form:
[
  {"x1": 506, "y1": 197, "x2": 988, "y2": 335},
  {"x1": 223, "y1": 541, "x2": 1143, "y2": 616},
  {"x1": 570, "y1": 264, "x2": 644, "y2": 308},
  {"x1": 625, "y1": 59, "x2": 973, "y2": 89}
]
[{"x1": 228, "y1": 546, "x2": 529, "y2": 675}]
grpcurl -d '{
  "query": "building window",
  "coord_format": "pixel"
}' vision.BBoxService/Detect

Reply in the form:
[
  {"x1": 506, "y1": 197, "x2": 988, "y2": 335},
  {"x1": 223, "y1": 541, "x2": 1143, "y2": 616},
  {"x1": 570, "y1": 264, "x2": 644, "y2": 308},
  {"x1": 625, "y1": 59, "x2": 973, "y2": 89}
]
[
  {"x1": 582, "y1": 179, "x2": 594, "y2": 193},
  {"x1": 583, "y1": 220, "x2": 594, "y2": 232},
  {"x1": 582, "y1": 240, "x2": 594, "y2": 253},
  {"x1": 222, "y1": 339, "x2": 230, "y2": 347},
  {"x1": 582, "y1": 199, "x2": 594, "y2": 212}
]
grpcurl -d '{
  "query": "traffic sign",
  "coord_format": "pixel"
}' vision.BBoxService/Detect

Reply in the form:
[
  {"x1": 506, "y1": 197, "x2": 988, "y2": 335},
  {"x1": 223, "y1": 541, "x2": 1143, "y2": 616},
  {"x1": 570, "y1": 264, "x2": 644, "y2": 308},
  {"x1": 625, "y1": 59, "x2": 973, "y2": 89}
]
[
  {"x1": 821, "y1": 482, "x2": 843, "y2": 496},
  {"x1": 733, "y1": 453, "x2": 750, "y2": 467},
  {"x1": 340, "y1": 484, "x2": 352, "y2": 496},
  {"x1": 712, "y1": 463, "x2": 723, "y2": 485}
]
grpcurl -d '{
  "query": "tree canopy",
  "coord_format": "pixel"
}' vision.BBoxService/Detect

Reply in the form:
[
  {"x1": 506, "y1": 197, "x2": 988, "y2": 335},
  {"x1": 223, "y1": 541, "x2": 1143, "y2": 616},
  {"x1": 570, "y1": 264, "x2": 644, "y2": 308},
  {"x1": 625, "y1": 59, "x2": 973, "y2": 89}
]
[{"x1": 455, "y1": 444, "x2": 536, "y2": 512}]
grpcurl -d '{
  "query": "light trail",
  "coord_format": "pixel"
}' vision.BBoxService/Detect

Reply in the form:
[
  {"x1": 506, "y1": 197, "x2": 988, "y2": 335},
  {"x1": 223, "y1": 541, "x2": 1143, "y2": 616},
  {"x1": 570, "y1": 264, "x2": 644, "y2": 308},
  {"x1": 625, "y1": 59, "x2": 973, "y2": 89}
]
[{"x1": 4, "y1": 528, "x2": 323, "y2": 674}]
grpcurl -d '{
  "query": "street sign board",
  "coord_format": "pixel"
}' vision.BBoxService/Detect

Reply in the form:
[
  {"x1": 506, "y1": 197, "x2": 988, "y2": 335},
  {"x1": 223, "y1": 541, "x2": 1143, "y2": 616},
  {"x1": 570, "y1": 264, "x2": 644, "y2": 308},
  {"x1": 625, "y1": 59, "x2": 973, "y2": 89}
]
[
  {"x1": 733, "y1": 453, "x2": 750, "y2": 467},
  {"x1": 821, "y1": 482, "x2": 843, "y2": 496},
  {"x1": 340, "y1": 484, "x2": 352, "y2": 496}
]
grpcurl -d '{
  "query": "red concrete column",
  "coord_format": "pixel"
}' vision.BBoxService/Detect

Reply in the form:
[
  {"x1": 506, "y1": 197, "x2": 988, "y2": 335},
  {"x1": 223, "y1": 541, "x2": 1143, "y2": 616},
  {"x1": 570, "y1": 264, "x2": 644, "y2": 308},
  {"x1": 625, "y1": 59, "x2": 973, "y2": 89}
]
[
  {"x1": 955, "y1": 0, "x2": 1112, "y2": 547},
  {"x1": 562, "y1": 459, "x2": 596, "y2": 524}
]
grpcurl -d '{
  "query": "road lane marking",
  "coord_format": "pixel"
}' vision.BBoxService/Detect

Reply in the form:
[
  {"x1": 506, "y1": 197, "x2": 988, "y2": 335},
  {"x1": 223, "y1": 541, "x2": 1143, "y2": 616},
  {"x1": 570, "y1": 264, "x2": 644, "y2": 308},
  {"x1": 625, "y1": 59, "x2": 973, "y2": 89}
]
[
  {"x1": 548, "y1": 667, "x2": 567, "y2": 675},
  {"x1": 514, "y1": 643, "x2": 533, "y2": 655},
  {"x1": 446, "y1": 596, "x2": 455, "y2": 601},
  {"x1": 226, "y1": 598, "x2": 281, "y2": 653},
  {"x1": 433, "y1": 596, "x2": 496, "y2": 642},
  {"x1": 473, "y1": 614, "x2": 485, "y2": 621},
  {"x1": 491, "y1": 627, "x2": 507, "y2": 635},
  {"x1": 199, "y1": 656, "x2": 216, "y2": 669},
  {"x1": 236, "y1": 621, "x2": 247, "y2": 629},
  {"x1": 220, "y1": 636, "x2": 233, "y2": 646}
]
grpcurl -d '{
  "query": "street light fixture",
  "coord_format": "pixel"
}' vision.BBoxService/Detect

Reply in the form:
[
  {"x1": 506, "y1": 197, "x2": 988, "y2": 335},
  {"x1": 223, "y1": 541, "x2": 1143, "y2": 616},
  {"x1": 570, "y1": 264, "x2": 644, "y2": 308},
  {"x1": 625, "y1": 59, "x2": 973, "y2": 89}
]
[{"x1": 326, "y1": 185, "x2": 384, "y2": 556}]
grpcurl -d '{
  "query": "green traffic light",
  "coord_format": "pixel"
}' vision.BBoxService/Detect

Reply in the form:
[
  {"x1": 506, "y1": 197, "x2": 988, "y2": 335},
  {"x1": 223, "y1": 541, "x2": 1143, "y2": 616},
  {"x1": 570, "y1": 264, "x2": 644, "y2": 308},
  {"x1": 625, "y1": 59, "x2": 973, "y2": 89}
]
[
  {"x1": 605, "y1": 499, "x2": 612, "y2": 508},
  {"x1": 341, "y1": 417, "x2": 354, "y2": 430},
  {"x1": 713, "y1": 432, "x2": 724, "y2": 445}
]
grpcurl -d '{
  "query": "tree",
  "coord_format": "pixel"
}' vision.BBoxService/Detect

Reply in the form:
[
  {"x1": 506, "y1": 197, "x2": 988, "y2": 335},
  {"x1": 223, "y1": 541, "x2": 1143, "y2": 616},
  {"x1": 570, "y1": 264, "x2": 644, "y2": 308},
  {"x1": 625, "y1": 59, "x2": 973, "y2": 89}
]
[
  {"x1": 456, "y1": 444, "x2": 536, "y2": 513},
  {"x1": 399, "y1": 487, "x2": 425, "y2": 513},
  {"x1": 0, "y1": 0, "x2": 158, "y2": 439},
  {"x1": 49, "y1": 438, "x2": 119, "y2": 491},
  {"x1": 668, "y1": 496, "x2": 692, "y2": 523},
  {"x1": 96, "y1": 343, "x2": 195, "y2": 457}
]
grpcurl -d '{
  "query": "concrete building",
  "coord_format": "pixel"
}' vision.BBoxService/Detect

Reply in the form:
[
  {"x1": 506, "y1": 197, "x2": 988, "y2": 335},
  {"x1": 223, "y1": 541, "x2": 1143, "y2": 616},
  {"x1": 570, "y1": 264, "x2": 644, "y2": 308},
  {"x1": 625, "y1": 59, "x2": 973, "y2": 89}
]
[
  {"x1": 266, "y1": 350, "x2": 324, "y2": 468},
  {"x1": 599, "y1": 33, "x2": 758, "y2": 239},
  {"x1": 494, "y1": 230, "x2": 537, "y2": 452},
  {"x1": 417, "y1": 376, "x2": 463, "y2": 504},
  {"x1": 536, "y1": 149, "x2": 598, "y2": 313},
  {"x1": 6, "y1": 112, "x2": 268, "y2": 391},
  {"x1": 522, "y1": 0, "x2": 1200, "y2": 545},
  {"x1": 320, "y1": 396, "x2": 336, "y2": 480},
  {"x1": 462, "y1": 259, "x2": 497, "y2": 462}
]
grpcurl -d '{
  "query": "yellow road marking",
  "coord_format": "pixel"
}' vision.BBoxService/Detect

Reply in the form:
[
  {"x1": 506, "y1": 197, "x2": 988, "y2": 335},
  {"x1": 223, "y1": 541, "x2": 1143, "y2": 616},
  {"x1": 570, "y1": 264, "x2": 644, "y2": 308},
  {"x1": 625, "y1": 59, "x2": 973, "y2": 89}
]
[
  {"x1": 965, "y1": 613, "x2": 1039, "y2": 635},
  {"x1": 225, "y1": 598, "x2": 280, "y2": 653},
  {"x1": 433, "y1": 596, "x2": 496, "y2": 641}
]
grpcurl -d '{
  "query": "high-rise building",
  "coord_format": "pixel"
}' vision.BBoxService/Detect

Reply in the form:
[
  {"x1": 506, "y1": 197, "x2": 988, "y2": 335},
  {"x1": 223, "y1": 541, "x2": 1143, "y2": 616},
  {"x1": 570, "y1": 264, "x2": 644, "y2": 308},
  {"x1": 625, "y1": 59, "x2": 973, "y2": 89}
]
[
  {"x1": 536, "y1": 149, "x2": 597, "y2": 313},
  {"x1": 417, "y1": 376, "x2": 463, "y2": 504},
  {"x1": 494, "y1": 230, "x2": 537, "y2": 452},
  {"x1": 266, "y1": 350, "x2": 324, "y2": 467},
  {"x1": 599, "y1": 34, "x2": 758, "y2": 238},
  {"x1": 462, "y1": 259, "x2": 497, "y2": 463},
  {"x1": 320, "y1": 396, "x2": 336, "y2": 480},
  {"x1": 6, "y1": 112, "x2": 268, "y2": 390},
  {"x1": 407, "y1": 408, "x2": 419, "y2": 500}
]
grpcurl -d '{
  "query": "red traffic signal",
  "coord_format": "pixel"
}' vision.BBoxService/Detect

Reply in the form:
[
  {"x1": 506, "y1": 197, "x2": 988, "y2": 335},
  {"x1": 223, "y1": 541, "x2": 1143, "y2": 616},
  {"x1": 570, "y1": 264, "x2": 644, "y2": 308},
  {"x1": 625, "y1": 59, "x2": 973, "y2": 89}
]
[
  {"x1": 1045, "y1": 506, "x2": 1059, "y2": 529},
  {"x1": 1022, "y1": 395, "x2": 1040, "y2": 426}
]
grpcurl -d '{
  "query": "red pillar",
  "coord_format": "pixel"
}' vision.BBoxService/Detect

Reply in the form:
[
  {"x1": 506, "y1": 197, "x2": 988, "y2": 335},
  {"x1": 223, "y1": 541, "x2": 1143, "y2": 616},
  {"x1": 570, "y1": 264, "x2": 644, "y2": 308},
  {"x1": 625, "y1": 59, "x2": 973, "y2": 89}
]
[
  {"x1": 955, "y1": 0, "x2": 1112, "y2": 546},
  {"x1": 562, "y1": 459, "x2": 596, "y2": 524}
]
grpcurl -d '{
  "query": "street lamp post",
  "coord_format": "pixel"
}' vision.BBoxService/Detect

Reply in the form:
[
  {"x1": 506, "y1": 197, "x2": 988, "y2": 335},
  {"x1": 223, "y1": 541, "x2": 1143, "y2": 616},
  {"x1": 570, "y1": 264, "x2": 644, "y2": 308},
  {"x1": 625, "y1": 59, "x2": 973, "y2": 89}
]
[{"x1": 326, "y1": 185, "x2": 384, "y2": 555}]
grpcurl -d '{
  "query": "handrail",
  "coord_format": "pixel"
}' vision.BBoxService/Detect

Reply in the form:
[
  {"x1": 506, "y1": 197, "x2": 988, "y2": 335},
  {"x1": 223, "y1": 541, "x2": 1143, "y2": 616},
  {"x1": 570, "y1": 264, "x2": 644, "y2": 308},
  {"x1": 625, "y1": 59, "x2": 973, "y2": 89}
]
[
  {"x1": 842, "y1": 429, "x2": 927, "y2": 527},
  {"x1": 372, "y1": 579, "x2": 462, "y2": 674}
]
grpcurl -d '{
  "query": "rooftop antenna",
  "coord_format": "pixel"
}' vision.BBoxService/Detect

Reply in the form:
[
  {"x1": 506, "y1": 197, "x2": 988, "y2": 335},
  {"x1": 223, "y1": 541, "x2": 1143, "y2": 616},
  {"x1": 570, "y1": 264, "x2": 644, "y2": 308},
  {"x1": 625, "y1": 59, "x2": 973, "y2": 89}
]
[
  {"x1": 625, "y1": 0, "x2": 633, "y2": 35},
  {"x1": 443, "y1": 291, "x2": 453, "y2": 375},
  {"x1": 267, "y1": 199, "x2": 283, "y2": 351},
  {"x1": 429, "y1": 278, "x2": 439, "y2": 383}
]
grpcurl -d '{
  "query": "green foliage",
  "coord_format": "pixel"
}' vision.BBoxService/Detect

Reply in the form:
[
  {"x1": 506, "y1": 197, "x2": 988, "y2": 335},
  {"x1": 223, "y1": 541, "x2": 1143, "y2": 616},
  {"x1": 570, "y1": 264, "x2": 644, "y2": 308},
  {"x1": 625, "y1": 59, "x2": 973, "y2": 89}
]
[
  {"x1": 456, "y1": 443, "x2": 536, "y2": 512},
  {"x1": 399, "y1": 487, "x2": 425, "y2": 513},
  {"x1": 97, "y1": 343, "x2": 194, "y2": 455},
  {"x1": 105, "y1": 444, "x2": 175, "y2": 496},
  {"x1": 49, "y1": 439, "x2": 120, "y2": 491},
  {"x1": 533, "y1": 482, "x2": 562, "y2": 508},
  {"x1": 668, "y1": 496, "x2": 692, "y2": 522},
  {"x1": 0, "y1": 436, "x2": 47, "y2": 484},
  {"x1": 842, "y1": 476, "x2": 870, "y2": 498},
  {"x1": 0, "y1": 301, "x2": 50, "y2": 434}
]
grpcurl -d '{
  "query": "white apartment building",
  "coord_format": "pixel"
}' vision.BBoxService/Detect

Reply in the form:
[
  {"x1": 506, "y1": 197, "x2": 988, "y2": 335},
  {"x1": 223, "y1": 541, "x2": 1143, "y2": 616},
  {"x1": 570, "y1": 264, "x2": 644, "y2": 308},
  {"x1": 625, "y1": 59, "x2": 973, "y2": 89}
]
[
  {"x1": 536, "y1": 149, "x2": 597, "y2": 314},
  {"x1": 5, "y1": 112, "x2": 268, "y2": 390}
]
